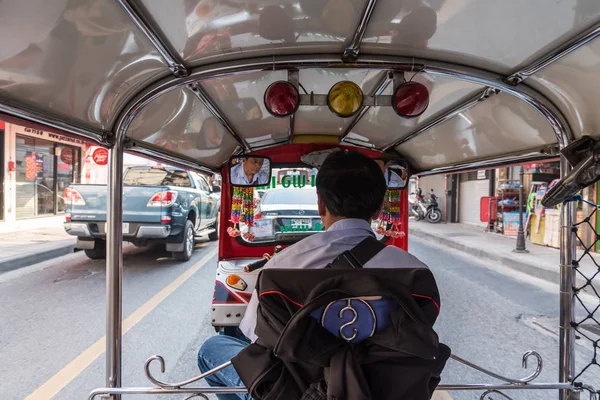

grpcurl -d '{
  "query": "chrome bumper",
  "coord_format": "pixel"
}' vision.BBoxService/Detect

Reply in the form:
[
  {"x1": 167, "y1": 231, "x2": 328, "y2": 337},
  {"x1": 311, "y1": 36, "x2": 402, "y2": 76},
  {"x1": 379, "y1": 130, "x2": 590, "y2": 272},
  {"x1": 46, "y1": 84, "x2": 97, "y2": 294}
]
[
  {"x1": 64, "y1": 223, "x2": 92, "y2": 237},
  {"x1": 136, "y1": 225, "x2": 170, "y2": 238},
  {"x1": 64, "y1": 223, "x2": 170, "y2": 239}
]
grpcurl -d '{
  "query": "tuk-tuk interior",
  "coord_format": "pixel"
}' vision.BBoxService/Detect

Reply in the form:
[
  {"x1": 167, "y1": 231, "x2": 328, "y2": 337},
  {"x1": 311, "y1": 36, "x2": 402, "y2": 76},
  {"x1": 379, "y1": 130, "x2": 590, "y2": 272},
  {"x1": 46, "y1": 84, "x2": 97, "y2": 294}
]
[{"x1": 1, "y1": 0, "x2": 600, "y2": 399}]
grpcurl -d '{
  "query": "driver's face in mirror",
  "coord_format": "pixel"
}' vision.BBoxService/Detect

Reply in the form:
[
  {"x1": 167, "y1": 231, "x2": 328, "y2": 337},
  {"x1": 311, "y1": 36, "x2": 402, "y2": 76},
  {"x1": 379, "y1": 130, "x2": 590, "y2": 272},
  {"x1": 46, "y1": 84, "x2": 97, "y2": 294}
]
[
  {"x1": 230, "y1": 157, "x2": 270, "y2": 186},
  {"x1": 243, "y1": 157, "x2": 264, "y2": 175}
]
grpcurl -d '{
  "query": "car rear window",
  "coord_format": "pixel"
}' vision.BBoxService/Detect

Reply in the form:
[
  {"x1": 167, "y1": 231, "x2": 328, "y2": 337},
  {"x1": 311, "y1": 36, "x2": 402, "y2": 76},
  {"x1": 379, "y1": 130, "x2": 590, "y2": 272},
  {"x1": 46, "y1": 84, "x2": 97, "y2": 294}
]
[
  {"x1": 261, "y1": 189, "x2": 317, "y2": 205},
  {"x1": 123, "y1": 168, "x2": 192, "y2": 187}
]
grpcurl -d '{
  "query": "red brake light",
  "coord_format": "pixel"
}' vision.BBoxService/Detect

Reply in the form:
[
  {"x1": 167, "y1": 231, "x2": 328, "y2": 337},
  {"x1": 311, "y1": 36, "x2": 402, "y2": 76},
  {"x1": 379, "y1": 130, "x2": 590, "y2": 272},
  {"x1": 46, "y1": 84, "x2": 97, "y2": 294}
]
[
  {"x1": 392, "y1": 81, "x2": 429, "y2": 118},
  {"x1": 64, "y1": 187, "x2": 86, "y2": 206},
  {"x1": 264, "y1": 81, "x2": 300, "y2": 117},
  {"x1": 147, "y1": 190, "x2": 178, "y2": 207},
  {"x1": 65, "y1": 213, "x2": 71, "y2": 222}
]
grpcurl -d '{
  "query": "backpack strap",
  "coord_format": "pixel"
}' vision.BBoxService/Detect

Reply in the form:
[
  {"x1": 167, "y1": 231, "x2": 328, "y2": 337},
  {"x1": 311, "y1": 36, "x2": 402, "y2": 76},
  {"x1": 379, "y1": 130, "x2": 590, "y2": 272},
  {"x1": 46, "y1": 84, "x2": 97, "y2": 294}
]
[{"x1": 325, "y1": 236, "x2": 387, "y2": 269}]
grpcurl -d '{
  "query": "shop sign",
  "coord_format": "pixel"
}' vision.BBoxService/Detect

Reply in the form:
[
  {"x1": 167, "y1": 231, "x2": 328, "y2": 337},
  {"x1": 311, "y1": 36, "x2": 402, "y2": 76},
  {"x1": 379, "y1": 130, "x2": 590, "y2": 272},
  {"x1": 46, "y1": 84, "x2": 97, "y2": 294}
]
[
  {"x1": 92, "y1": 148, "x2": 109, "y2": 165},
  {"x1": 60, "y1": 147, "x2": 73, "y2": 165},
  {"x1": 21, "y1": 127, "x2": 86, "y2": 146},
  {"x1": 477, "y1": 170, "x2": 486, "y2": 179}
]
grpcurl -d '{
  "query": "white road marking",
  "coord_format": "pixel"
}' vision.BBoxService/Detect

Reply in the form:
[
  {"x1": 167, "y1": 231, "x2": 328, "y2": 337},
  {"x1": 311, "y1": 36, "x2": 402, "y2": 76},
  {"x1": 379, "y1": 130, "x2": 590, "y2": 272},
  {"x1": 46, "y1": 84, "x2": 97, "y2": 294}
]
[{"x1": 25, "y1": 248, "x2": 217, "y2": 400}]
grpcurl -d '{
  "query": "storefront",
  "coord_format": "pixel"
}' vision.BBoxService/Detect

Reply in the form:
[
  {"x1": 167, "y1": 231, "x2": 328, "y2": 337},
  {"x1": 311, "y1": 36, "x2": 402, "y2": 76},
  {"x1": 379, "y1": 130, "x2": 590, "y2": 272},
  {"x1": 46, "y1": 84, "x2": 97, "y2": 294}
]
[
  {"x1": 1, "y1": 123, "x2": 90, "y2": 233},
  {"x1": 458, "y1": 170, "x2": 492, "y2": 227}
]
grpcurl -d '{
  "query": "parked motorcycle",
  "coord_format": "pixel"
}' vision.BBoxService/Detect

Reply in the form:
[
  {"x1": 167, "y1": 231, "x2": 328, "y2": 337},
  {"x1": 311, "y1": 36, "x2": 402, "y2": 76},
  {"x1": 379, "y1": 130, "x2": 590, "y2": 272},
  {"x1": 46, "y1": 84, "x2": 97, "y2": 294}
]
[
  {"x1": 409, "y1": 189, "x2": 426, "y2": 220},
  {"x1": 425, "y1": 189, "x2": 442, "y2": 223}
]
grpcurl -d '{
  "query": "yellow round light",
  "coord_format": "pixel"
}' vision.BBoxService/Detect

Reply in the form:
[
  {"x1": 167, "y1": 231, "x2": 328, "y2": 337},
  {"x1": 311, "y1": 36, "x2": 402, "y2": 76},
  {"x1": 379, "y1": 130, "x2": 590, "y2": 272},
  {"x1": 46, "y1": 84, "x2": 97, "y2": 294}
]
[{"x1": 327, "y1": 81, "x2": 363, "y2": 118}]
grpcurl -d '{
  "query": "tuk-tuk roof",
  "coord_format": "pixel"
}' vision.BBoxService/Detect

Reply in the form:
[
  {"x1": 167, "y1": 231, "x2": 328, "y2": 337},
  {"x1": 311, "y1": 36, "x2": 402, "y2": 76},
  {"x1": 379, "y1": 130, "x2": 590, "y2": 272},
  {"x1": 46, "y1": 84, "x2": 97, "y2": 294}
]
[{"x1": 1, "y1": 1, "x2": 599, "y2": 174}]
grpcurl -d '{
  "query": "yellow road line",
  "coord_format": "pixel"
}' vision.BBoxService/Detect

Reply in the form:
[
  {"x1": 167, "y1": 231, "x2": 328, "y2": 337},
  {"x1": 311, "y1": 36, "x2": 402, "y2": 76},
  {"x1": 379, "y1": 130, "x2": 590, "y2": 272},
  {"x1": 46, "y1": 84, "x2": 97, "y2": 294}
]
[{"x1": 26, "y1": 248, "x2": 217, "y2": 400}]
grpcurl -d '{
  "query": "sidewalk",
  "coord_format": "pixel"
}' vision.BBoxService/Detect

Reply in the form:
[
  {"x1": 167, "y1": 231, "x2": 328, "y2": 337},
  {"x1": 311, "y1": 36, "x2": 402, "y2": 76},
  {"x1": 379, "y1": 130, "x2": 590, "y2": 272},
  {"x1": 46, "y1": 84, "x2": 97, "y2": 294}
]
[
  {"x1": 409, "y1": 221, "x2": 599, "y2": 293},
  {"x1": 0, "y1": 226, "x2": 76, "y2": 273}
]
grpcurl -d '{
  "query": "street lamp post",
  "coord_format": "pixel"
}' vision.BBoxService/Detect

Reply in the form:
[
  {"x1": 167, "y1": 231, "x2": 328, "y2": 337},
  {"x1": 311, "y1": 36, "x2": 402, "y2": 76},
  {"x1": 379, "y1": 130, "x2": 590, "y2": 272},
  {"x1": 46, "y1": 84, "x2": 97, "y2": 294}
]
[{"x1": 514, "y1": 166, "x2": 529, "y2": 253}]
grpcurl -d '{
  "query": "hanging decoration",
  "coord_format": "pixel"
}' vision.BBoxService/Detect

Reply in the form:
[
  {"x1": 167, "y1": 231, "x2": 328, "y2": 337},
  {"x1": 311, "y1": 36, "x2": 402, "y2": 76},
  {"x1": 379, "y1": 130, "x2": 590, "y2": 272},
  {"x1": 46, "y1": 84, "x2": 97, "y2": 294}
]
[
  {"x1": 376, "y1": 189, "x2": 405, "y2": 238},
  {"x1": 228, "y1": 186, "x2": 256, "y2": 241}
]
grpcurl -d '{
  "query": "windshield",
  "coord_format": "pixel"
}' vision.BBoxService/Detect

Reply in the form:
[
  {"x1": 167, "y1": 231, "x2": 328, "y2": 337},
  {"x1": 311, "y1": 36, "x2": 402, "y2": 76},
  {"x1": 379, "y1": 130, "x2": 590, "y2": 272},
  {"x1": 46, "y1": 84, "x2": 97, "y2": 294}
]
[
  {"x1": 123, "y1": 167, "x2": 192, "y2": 187},
  {"x1": 238, "y1": 165, "x2": 383, "y2": 245}
]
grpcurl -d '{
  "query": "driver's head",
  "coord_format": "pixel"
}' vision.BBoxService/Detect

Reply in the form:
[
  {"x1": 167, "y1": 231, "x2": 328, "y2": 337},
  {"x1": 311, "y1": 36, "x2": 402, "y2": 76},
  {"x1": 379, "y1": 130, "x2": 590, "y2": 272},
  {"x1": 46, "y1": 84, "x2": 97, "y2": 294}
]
[
  {"x1": 316, "y1": 150, "x2": 386, "y2": 226},
  {"x1": 242, "y1": 157, "x2": 264, "y2": 175}
]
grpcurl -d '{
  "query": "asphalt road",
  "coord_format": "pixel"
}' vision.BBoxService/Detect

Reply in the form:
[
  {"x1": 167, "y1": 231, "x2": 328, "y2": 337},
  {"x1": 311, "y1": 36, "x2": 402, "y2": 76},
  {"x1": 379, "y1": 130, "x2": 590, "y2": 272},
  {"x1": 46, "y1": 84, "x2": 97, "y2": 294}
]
[{"x1": 0, "y1": 237, "x2": 598, "y2": 400}]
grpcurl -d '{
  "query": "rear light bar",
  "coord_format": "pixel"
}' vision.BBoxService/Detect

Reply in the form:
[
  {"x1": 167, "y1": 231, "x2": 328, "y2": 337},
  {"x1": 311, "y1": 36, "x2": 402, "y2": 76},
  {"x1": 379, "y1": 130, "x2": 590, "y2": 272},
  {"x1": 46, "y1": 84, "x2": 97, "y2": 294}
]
[
  {"x1": 147, "y1": 190, "x2": 178, "y2": 207},
  {"x1": 64, "y1": 187, "x2": 86, "y2": 206}
]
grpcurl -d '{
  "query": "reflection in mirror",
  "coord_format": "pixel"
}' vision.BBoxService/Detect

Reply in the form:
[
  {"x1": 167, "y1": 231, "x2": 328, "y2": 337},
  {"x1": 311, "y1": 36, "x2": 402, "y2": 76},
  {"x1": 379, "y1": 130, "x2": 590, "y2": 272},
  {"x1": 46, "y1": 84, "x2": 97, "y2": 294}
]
[
  {"x1": 229, "y1": 157, "x2": 271, "y2": 186},
  {"x1": 375, "y1": 159, "x2": 409, "y2": 189}
]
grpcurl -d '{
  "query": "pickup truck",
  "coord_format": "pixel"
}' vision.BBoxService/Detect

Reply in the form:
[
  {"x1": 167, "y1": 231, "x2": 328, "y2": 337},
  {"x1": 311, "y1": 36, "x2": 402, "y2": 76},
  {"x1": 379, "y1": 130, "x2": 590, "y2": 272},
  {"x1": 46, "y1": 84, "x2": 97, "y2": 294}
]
[{"x1": 63, "y1": 165, "x2": 220, "y2": 261}]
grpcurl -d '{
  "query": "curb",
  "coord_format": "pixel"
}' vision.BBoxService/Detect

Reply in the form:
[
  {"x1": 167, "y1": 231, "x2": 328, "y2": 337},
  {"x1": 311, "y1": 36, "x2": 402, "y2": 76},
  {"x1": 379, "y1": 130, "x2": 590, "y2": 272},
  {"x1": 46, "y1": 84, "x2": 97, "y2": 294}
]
[
  {"x1": 410, "y1": 228, "x2": 564, "y2": 286},
  {"x1": 0, "y1": 242, "x2": 77, "y2": 274}
]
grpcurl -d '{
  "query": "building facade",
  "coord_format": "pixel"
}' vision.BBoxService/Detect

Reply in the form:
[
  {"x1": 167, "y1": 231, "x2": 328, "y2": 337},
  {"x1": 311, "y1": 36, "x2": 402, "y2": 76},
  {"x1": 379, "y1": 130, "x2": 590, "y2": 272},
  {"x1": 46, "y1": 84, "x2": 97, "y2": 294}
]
[{"x1": 0, "y1": 121, "x2": 153, "y2": 233}]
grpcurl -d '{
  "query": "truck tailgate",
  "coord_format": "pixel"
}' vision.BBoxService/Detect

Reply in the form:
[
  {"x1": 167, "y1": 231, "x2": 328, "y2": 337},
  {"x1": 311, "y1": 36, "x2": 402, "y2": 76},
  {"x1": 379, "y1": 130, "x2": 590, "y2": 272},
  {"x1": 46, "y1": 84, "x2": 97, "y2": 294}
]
[{"x1": 67, "y1": 184, "x2": 169, "y2": 223}]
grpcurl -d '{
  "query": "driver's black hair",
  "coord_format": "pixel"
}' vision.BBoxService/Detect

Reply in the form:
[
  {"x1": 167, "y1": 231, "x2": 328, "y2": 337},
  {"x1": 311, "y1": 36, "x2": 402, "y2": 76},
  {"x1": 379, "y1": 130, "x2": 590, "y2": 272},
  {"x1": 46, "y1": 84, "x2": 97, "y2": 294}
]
[{"x1": 316, "y1": 150, "x2": 386, "y2": 220}]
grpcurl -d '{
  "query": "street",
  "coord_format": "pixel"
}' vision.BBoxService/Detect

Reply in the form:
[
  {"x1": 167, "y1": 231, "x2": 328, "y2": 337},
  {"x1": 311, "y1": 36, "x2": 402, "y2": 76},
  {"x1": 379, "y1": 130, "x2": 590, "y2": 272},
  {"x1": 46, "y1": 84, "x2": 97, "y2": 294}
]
[{"x1": 1, "y1": 237, "x2": 598, "y2": 400}]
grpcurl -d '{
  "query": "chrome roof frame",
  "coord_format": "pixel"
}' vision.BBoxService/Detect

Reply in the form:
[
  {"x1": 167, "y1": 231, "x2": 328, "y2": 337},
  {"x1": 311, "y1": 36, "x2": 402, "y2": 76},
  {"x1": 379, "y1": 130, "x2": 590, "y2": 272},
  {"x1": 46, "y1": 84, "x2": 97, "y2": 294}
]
[
  {"x1": 343, "y1": 0, "x2": 378, "y2": 62},
  {"x1": 111, "y1": 54, "x2": 572, "y2": 173},
  {"x1": 116, "y1": 0, "x2": 188, "y2": 77},
  {"x1": 187, "y1": 82, "x2": 250, "y2": 152},
  {"x1": 3, "y1": 15, "x2": 600, "y2": 175}
]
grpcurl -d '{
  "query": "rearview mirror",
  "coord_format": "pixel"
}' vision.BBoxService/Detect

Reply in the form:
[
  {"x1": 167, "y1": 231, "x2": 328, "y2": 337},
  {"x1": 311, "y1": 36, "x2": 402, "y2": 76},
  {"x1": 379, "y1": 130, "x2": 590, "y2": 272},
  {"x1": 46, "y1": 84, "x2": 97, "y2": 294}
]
[
  {"x1": 229, "y1": 156, "x2": 272, "y2": 187},
  {"x1": 377, "y1": 159, "x2": 409, "y2": 189}
]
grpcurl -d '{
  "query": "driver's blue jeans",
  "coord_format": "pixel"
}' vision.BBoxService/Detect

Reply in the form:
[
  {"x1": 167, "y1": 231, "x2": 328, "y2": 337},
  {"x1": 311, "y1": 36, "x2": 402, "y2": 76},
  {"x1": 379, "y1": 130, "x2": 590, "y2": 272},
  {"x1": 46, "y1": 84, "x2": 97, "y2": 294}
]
[{"x1": 197, "y1": 335, "x2": 252, "y2": 400}]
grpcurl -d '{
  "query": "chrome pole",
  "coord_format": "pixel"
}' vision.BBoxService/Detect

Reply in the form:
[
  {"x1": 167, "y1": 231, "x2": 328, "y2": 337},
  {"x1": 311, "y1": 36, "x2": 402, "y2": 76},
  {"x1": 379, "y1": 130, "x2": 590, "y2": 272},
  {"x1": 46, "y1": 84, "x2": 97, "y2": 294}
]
[
  {"x1": 106, "y1": 137, "x2": 124, "y2": 399},
  {"x1": 559, "y1": 155, "x2": 577, "y2": 400}
]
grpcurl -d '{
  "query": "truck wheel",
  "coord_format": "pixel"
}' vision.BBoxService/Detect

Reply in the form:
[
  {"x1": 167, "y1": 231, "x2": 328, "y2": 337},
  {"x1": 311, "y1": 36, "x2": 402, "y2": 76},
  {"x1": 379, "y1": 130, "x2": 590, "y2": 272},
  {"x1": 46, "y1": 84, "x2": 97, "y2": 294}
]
[
  {"x1": 84, "y1": 239, "x2": 106, "y2": 260},
  {"x1": 208, "y1": 213, "x2": 219, "y2": 241},
  {"x1": 173, "y1": 220, "x2": 195, "y2": 261}
]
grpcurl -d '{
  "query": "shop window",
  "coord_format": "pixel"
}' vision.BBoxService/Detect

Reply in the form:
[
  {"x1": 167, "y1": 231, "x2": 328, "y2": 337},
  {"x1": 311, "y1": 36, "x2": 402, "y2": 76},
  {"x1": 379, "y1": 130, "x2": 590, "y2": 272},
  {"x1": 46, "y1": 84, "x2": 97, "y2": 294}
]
[
  {"x1": 15, "y1": 135, "x2": 81, "y2": 219},
  {"x1": 56, "y1": 145, "x2": 81, "y2": 213}
]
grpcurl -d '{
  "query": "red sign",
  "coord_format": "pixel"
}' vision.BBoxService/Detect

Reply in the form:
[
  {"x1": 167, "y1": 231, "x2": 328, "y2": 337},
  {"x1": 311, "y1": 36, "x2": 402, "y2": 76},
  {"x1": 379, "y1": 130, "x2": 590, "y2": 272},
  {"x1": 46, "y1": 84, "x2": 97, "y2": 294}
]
[
  {"x1": 60, "y1": 147, "x2": 73, "y2": 165},
  {"x1": 92, "y1": 148, "x2": 109, "y2": 165}
]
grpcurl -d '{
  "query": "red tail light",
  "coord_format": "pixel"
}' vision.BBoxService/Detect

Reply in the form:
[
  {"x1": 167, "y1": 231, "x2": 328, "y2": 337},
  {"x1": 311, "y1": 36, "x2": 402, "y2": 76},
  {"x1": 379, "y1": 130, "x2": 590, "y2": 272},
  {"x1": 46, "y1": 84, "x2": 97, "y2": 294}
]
[
  {"x1": 161, "y1": 215, "x2": 172, "y2": 223},
  {"x1": 65, "y1": 213, "x2": 71, "y2": 222},
  {"x1": 64, "y1": 187, "x2": 86, "y2": 206},
  {"x1": 147, "y1": 190, "x2": 178, "y2": 207},
  {"x1": 254, "y1": 212, "x2": 262, "y2": 220}
]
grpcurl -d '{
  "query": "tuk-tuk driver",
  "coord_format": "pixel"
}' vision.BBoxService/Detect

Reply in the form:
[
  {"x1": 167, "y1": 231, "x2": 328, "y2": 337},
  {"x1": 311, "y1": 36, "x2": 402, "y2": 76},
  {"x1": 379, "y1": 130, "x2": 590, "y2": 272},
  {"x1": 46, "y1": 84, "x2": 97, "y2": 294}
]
[
  {"x1": 198, "y1": 150, "x2": 429, "y2": 400},
  {"x1": 230, "y1": 157, "x2": 267, "y2": 185}
]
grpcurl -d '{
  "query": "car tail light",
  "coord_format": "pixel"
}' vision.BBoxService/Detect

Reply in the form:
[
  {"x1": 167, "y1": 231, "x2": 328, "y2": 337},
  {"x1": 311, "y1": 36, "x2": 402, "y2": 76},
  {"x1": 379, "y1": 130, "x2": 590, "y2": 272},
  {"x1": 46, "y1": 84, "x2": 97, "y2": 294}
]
[
  {"x1": 161, "y1": 215, "x2": 172, "y2": 223},
  {"x1": 254, "y1": 211, "x2": 262, "y2": 220},
  {"x1": 65, "y1": 213, "x2": 71, "y2": 222},
  {"x1": 147, "y1": 190, "x2": 178, "y2": 207},
  {"x1": 64, "y1": 187, "x2": 86, "y2": 206}
]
